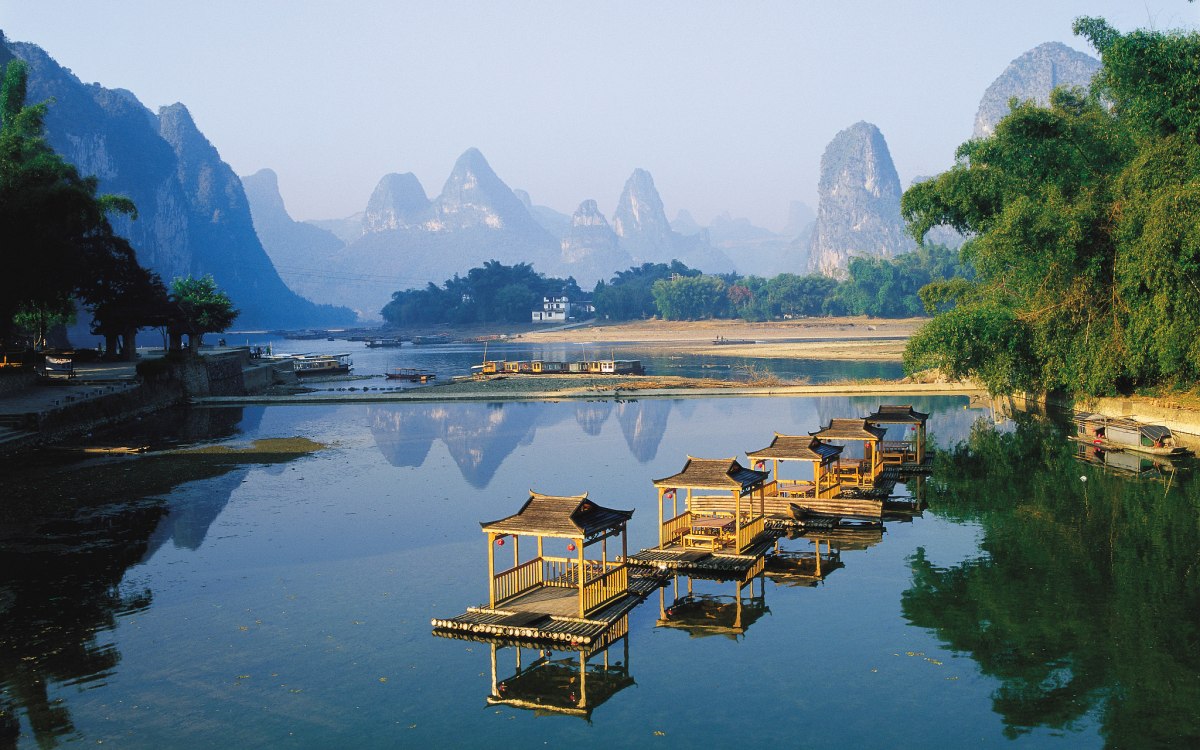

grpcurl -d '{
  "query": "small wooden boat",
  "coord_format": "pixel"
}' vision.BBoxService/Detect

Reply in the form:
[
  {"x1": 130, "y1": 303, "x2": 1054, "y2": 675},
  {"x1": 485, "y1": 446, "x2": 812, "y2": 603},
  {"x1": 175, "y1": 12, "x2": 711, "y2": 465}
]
[
  {"x1": 385, "y1": 368, "x2": 436, "y2": 383},
  {"x1": 789, "y1": 498, "x2": 883, "y2": 526},
  {"x1": 1073, "y1": 413, "x2": 1192, "y2": 457}
]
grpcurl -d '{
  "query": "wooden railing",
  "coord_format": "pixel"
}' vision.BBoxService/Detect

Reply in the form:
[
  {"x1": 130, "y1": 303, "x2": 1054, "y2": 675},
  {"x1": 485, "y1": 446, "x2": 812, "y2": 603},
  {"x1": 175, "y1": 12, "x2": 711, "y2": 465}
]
[
  {"x1": 881, "y1": 440, "x2": 916, "y2": 464},
  {"x1": 583, "y1": 563, "x2": 628, "y2": 613},
  {"x1": 661, "y1": 511, "x2": 691, "y2": 546},
  {"x1": 736, "y1": 514, "x2": 766, "y2": 552},
  {"x1": 762, "y1": 479, "x2": 779, "y2": 497},
  {"x1": 493, "y1": 557, "x2": 544, "y2": 603},
  {"x1": 542, "y1": 556, "x2": 577, "y2": 587}
]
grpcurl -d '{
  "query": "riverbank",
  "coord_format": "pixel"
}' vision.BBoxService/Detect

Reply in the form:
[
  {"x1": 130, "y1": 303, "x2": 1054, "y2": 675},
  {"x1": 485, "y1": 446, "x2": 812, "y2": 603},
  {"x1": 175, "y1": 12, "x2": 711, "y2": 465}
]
[{"x1": 516, "y1": 316, "x2": 921, "y2": 360}]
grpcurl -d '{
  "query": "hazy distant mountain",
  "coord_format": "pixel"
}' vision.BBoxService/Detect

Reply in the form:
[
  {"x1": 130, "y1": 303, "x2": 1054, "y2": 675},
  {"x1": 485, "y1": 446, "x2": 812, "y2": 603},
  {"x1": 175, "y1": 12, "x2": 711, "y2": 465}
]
[
  {"x1": 611, "y1": 168, "x2": 732, "y2": 274},
  {"x1": 671, "y1": 209, "x2": 703, "y2": 236},
  {"x1": 324, "y1": 148, "x2": 560, "y2": 317},
  {"x1": 974, "y1": 42, "x2": 1101, "y2": 139},
  {"x1": 241, "y1": 168, "x2": 347, "y2": 303},
  {"x1": 362, "y1": 172, "x2": 431, "y2": 232},
  {"x1": 2, "y1": 34, "x2": 353, "y2": 329},
  {"x1": 808, "y1": 121, "x2": 914, "y2": 277},
  {"x1": 783, "y1": 201, "x2": 815, "y2": 238},
  {"x1": 559, "y1": 200, "x2": 631, "y2": 279},
  {"x1": 307, "y1": 214, "x2": 364, "y2": 244},
  {"x1": 514, "y1": 189, "x2": 573, "y2": 238}
]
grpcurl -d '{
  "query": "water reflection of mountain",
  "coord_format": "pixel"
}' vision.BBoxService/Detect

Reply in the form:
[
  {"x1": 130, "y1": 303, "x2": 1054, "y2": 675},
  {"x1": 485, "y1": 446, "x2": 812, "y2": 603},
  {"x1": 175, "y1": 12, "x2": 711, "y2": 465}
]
[
  {"x1": 615, "y1": 400, "x2": 672, "y2": 463},
  {"x1": 0, "y1": 408, "x2": 311, "y2": 749},
  {"x1": 575, "y1": 401, "x2": 612, "y2": 436},
  {"x1": 369, "y1": 403, "x2": 562, "y2": 488},
  {"x1": 369, "y1": 399, "x2": 674, "y2": 483},
  {"x1": 901, "y1": 418, "x2": 1200, "y2": 746}
]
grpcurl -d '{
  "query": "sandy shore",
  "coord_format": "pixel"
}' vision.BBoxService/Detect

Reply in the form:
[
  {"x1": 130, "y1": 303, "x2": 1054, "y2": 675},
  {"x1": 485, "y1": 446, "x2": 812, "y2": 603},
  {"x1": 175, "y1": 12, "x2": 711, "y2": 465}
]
[{"x1": 518, "y1": 316, "x2": 923, "y2": 360}]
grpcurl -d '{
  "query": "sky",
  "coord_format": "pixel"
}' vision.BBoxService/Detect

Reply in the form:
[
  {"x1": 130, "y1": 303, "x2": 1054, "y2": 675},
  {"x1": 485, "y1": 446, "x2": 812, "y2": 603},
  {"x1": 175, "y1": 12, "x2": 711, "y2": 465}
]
[{"x1": 1, "y1": 1, "x2": 1196, "y2": 232}]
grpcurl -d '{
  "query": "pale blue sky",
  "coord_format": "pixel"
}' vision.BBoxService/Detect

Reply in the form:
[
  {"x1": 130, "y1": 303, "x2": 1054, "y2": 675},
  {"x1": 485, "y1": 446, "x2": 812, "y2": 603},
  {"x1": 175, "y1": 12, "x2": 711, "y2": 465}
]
[{"x1": 1, "y1": 1, "x2": 1195, "y2": 230}]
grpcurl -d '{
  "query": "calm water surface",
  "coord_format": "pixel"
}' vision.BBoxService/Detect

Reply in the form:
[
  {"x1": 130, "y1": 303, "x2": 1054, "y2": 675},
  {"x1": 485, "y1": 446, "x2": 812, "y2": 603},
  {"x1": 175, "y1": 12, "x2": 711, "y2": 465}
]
[
  {"x1": 1, "y1": 395, "x2": 1197, "y2": 748},
  {"x1": 237, "y1": 337, "x2": 904, "y2": 383}
]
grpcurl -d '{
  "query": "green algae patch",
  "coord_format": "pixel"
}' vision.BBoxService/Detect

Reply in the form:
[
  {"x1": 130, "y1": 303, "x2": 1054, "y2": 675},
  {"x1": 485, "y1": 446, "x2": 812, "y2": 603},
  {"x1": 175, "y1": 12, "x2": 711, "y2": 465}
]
[{"x1": 171, "y1": 437, "x2": 326, "y2": 461}]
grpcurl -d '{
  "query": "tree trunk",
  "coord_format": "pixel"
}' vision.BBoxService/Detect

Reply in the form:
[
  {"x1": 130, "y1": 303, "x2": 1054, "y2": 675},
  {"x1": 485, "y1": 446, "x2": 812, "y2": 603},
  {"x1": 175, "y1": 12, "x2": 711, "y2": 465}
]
[{"x1": 121, "y1": 325, "x2": 138, "y2": 361}]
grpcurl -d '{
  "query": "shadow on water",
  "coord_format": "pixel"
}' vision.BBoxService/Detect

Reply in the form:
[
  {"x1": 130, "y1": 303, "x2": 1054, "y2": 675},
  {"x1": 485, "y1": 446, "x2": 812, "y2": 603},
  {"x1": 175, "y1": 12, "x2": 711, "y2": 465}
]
[
  {"x1": 0, "y1": 407, "x2": 320, "y2": 749},
  {"x1": 901, "y1": 415, "x2": 1200, "y2": 746}
]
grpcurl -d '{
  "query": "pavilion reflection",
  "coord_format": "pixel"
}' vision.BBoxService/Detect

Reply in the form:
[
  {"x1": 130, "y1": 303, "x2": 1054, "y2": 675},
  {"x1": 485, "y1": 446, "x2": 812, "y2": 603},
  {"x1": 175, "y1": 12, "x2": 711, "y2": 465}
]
[
  {"x1": 656, "y1": 566, "x2": 770, "y2": 640},
  {"x1": 446, "y1": 616, "x2": 636, "y2": 721},
  {"x1": 765, "y1": 526, "x2": 887, "y2": 586}
]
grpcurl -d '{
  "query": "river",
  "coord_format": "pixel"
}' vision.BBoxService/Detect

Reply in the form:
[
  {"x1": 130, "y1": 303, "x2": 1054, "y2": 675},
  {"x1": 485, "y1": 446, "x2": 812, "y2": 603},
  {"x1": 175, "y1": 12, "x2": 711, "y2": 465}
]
[{"x1": 0, "y1": 394, "x2": 1196, "y2": 748}]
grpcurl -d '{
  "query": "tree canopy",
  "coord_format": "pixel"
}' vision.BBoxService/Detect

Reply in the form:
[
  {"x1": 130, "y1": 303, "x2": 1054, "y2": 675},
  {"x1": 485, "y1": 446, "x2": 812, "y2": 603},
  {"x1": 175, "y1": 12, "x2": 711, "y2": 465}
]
[
  {"x1": 901, "y1": 18, "x2": 1200, "y2": 396},
  {"x1": 381, "y1": 260, "x2": 582, "y2": 326},
  {"x1": 170, "y1": 275, "x2": 238, "y2": 350},
  {"x1": 0, "y1": 59, "x2": 167, "y2": 350}
]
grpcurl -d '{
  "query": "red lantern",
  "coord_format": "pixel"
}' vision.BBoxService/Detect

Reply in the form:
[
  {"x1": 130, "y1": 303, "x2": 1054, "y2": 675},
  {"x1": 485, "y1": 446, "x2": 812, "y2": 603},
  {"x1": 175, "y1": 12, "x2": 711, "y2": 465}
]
[
  {"x1": 567, "y1": 543, "x2": 576, "y2": 552},
  {"x1": 496, "y1": 537, "x2": 505, "y2": 546}
]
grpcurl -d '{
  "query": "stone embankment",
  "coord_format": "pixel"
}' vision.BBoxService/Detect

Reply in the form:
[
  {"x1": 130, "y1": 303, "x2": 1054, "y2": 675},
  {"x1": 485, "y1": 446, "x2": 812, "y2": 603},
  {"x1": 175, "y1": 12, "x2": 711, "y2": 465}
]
[{"x1": 0, "y1": 348, "x2": 293, "y2": 455}]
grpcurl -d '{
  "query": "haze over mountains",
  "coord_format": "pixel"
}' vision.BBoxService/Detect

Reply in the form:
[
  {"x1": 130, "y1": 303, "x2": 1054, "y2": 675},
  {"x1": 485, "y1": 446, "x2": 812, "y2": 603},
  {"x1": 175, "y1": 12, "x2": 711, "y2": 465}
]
[
  {"x1": 3, "y1": 28, "x2": 1101, "y2": 327},
  {"x1": 0, "y1": 32, "x2": 353, "y2": 330}
]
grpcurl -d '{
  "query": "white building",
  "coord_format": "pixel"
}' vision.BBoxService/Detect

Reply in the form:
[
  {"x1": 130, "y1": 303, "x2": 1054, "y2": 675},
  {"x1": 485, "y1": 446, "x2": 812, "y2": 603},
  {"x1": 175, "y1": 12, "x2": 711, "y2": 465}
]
[{"x1": 531, "y1": 296, "x2": 593, "y2": 323}]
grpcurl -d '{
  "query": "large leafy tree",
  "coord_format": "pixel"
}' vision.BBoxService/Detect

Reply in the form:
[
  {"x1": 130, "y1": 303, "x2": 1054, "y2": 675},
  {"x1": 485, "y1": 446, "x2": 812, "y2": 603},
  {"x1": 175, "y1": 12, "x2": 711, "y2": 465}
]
[
  {"x1": 901, "y1": 18, "x2": 1200, "y2": 396},
  {"x1": 0, "y1": 59, "x2": 165, "y2": 350},
  {"x1": 170, "y1": 275, "x2": 238, "y2": 351}
]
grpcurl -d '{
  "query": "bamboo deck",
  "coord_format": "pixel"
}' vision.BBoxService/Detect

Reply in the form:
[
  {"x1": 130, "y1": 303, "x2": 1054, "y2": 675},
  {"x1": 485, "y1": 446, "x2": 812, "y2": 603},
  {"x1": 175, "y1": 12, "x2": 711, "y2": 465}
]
[
  {"x1": 431, "y1": 575, "x2": 661, "y2": 645},
  {"x1": 627, "y1": 534, "x2": 779, "y2": 577}
]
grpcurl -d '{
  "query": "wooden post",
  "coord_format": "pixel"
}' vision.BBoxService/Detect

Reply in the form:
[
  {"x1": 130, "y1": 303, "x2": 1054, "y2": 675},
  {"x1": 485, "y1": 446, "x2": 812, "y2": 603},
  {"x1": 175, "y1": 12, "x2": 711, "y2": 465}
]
[
  {"x1": 487, "y1": 532, "x2": 496, "y2": 607},
  {"x1": 732, "y1": 488, "x2": 741, "y2": 550},
  {"x1": 537, "y1": 535, "x2": 543, "y2": 560},
  {"x1": 815, "y1": 538, "x2": 822, "y2": 577},
  {"x1": 657, "y1": 487, "x2": 665, "y2": 547},
  {"x1": 513, "y1": 534, "x2": 519, "y2": 569},
  {"x1": 621, "y1": 523, "x2": 627, "y2": 561},
  {"x1": 918, "y1": 423, "x2": 926, "y2": 464},
  {"x1": 578, "y1": 651, "x2": 587, "y2": 707},
  {"x1": 490, "y1": 645, "x2": 498, "y2": 698},
  {"x1": 577, "y1": 537, "x2": 586, "y2": 617}
]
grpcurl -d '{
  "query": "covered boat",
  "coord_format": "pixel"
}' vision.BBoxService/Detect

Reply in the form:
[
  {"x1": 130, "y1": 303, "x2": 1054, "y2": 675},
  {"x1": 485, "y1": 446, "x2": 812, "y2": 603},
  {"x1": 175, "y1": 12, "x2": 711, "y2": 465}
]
[{"x1": 1073, "y1": 413, "x2": 1192, "y2": 457}]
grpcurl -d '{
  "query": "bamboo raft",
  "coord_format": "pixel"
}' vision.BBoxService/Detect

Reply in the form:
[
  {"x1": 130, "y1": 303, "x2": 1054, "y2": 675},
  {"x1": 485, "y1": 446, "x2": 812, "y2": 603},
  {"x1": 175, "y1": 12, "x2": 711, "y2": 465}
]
[{"x1": 431, "y1": 576, "x2": 660, "y2": 645}]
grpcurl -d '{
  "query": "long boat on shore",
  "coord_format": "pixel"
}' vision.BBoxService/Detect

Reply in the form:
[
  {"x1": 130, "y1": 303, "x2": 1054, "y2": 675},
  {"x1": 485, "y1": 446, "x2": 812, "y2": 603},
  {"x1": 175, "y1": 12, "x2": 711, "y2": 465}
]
[{"x1": 473, "y1": 358, "x2": 644, "y2": 376}]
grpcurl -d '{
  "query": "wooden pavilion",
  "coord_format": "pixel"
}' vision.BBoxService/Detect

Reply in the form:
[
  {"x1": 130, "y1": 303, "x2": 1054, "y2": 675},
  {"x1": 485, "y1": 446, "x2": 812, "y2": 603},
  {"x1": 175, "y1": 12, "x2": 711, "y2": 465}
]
[
  {"x1": 864, "y1": 404, "x2": 929, "y2": 466},
  {"x1": 485, "y1": 616, "x2": 634, "y2": 720},
  {"x1": 476, "y1": 492, "x2": 633, "y2": 620},
  {"x1": 746, "y1": 434, "x2": 843, "y2": 516},
  {"x1": 810, "y1": 418, "x2": 887, "y2": 487},
  {"x1": 652, "y1": 457, "x2": 770, "y2": 554}
]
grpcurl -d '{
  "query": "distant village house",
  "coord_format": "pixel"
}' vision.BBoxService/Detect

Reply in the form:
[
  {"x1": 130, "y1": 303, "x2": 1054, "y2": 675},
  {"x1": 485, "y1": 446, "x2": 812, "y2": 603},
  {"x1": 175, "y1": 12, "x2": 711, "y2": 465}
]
[{"x1": 531, "y1": 296, "x2": 594, "y2": 323}]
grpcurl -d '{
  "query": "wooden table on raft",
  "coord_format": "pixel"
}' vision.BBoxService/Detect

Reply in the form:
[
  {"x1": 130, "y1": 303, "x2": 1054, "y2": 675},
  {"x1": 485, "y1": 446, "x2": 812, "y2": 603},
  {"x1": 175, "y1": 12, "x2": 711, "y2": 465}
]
[{"x1": 684, "y1": 517, "x2": 736, "y2": 550}]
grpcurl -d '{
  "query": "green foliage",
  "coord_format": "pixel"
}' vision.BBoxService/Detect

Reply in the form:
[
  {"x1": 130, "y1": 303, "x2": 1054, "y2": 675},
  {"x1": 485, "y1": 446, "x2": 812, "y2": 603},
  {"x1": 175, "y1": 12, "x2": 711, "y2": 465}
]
[
  {"x1": 592, "y1": 261, "x2": 699, "y2": 321},
  {"x1": 0, "y1": 59, "x2": 161, "y2": 347},
  {"x1": 900, "y1": 20, "x2": 1200, "y2": 395},
  {"x1": 381, "y1": 260, "x2": 582, "y2": 326},
  {"x1": 170, "y1": 275, "x2": 238, "y2": 349},
  {"x1": 903, "y1": 417, "x2": 1200, "y2": 744},
  {"x1": 650, "y1": 274, "x2": 727, "y2": 320}
]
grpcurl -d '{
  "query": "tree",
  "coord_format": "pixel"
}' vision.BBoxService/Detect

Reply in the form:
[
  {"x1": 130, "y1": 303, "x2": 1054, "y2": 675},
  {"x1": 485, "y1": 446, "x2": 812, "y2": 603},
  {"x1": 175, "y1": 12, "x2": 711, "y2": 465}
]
[
  {"x1": 899, "y1": 18, "x2": 1200, "y2": 396},
  {"x1": 170, "y1": 275, "x2": 238, "y2": 352},
  {"x1": 0, "y1": 59, "x2": 146, "y2": 348}
]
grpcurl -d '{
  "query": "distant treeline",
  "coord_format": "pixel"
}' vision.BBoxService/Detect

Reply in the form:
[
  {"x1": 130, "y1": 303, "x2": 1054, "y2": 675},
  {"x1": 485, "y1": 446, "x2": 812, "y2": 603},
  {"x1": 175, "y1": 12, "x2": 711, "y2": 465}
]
[{"x1": 380, "y1": 246, "x2": 970, "y2": 327}]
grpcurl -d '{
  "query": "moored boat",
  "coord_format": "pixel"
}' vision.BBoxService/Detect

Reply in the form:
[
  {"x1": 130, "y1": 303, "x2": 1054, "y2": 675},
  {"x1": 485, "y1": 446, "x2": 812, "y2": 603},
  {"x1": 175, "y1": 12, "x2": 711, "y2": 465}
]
[
  {"x1": 1073, "y1": 413, "x2": 1192, "y2": 457},
  {"x1": 365, "y1": 338, "x2": 402, "y2": 348},
  {"x1": 385, "y1": 368, "x2": 436, "y2": 383},
  {"x1": 289, "y1": 353, "x2": 353, "y2": 376}
]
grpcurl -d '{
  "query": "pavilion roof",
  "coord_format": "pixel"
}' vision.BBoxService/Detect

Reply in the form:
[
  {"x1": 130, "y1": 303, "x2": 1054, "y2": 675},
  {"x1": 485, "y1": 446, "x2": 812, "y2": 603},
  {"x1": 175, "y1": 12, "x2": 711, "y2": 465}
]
[
  {"x1": 810, "y1": 418, "x2": 887, "y2": 442},
  {"x1": 863, "y1": 404, "x2": 929, "y2": 425},
  {"x1": 746, "y1": 434, "x2": 842, "y2": 463},
  {"x1": 480, "y1": 491, "x2": 633, "y2": 539},
  {"x1": 653, "y1": 457, "x2": 768, "y2": 492}
]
